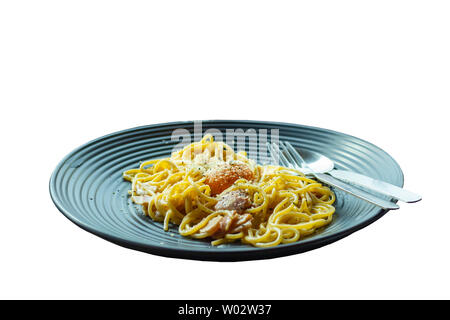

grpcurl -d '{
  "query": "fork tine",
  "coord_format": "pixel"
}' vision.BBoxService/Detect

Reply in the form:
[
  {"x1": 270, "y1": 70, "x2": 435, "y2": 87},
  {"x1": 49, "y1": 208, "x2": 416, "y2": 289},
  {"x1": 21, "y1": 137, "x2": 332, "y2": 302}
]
[
  {"x1": 268, "y1": 142, "x2": 281, "y2": 166},
  {"x1": 270, "y1": 142, "x2": 291, "y2": 168},
  {"x1": 283, "y1": 141, "x2": 307, "y2": 168},
  {"x1": 266, "y1": 142, "x2": 277, "y2": 165},
  {"x1": 266, "y1": 142, "x2": 279, "y2": 165},
  {"x1": 279, "y1": 141, "x2": 300, "y2": 169},
  {"x1": 266, "y1": 142, "x2": 278, "y2": 165}
]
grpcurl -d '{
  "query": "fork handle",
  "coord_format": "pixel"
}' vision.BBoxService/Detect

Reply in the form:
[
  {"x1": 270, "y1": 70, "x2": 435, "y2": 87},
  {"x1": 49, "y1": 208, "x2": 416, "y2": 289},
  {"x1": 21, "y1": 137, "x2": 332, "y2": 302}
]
[
  {"x1": 328, "y1": 169, "x2": 421, "y2": 203},
  {"x1": 314, "y1": 173, "x2": 400, "y2": 210}
]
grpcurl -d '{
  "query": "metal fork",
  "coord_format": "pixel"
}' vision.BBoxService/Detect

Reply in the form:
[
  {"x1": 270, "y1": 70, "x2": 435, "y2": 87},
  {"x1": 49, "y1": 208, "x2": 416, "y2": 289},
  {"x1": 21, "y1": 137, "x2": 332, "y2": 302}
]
[{"x1": 267, "y1": 141, "x2": 400, "y2": 210}]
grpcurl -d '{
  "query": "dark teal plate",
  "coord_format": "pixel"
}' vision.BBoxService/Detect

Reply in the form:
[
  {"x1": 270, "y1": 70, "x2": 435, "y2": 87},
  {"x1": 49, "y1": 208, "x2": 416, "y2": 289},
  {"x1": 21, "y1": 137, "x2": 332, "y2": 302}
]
[{"x1": 49, "y1": 120, "x2": 403, "y2": 261}]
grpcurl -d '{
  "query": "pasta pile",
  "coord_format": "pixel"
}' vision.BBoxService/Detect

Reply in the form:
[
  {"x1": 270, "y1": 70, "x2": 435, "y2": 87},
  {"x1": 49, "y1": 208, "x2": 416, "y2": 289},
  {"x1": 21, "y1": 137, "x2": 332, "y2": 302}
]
[{"x1": 123, "y1": 135, "x2": 335, "y2": 247}]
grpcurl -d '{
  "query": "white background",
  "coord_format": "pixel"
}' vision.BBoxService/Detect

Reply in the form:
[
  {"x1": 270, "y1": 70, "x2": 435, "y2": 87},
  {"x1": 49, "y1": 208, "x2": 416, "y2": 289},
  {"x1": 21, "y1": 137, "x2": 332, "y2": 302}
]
[{"x1": 1, "y1": 1, "x2": 449, "y2": 299}]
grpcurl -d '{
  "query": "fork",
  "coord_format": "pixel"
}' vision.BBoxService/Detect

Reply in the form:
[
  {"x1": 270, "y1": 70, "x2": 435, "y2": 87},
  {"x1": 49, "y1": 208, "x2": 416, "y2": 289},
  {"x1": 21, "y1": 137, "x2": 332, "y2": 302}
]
[{"x1": 267, "y1": 141, "x2": 400, "y2": 210}]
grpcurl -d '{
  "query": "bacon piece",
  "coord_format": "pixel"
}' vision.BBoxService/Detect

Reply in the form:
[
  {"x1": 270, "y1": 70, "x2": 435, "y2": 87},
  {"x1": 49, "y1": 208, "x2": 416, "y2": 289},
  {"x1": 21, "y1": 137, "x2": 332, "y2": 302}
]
[
  {"x1": 199, "y1": 216, "x2": 222, "y2": 235},
  {"x1": 229, "y1": 213, "x2": 253, "y2": 233},
  {"x1": 205, "y1": 162, "x2": 254, "y2": 195},
  {"x1": 219, "y1": 215, "x2": 236, "y2": 233},
  {"x1": 212, "y1": 212, "x2": 253, "y2": 238},
  {"x1": 214, "y1": 190, "x2": 252, "y2": 213}
]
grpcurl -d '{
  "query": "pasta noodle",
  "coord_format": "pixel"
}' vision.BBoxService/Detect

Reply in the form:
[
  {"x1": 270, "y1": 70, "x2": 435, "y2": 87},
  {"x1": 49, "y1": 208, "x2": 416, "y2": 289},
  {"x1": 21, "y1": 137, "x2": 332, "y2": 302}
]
[{"x1": 123, "y1": 135, "x2": 335, "y2": 247}]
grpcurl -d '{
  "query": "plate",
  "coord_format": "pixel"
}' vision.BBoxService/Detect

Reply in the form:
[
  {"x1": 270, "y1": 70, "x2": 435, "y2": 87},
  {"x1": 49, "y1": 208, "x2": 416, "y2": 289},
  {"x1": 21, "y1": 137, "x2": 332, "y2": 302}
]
[{"x1": 49, "y1": 120, "x2": 403, "y2": 261}]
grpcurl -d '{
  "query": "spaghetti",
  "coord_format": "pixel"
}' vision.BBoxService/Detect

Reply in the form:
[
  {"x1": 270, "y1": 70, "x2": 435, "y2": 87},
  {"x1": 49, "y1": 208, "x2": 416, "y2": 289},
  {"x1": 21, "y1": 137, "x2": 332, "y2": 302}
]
[{"x1": 123, "y1": 135, "x2": 335, "y2": 247}]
